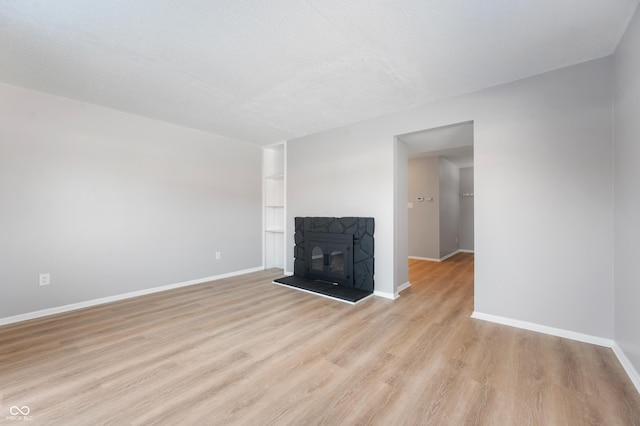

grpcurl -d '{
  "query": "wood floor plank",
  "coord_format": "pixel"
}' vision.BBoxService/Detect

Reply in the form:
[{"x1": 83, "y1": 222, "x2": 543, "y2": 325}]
[{"x1": 1, "y1": 254, "x2": 639, "y2": 425}]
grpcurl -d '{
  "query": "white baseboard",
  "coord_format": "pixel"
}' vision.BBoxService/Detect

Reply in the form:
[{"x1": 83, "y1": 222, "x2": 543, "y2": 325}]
[
  {"x1": 284, "y1": 270, "x2": 294, "y2": 276},
  {"x1": 612, "y1": 342, "x2": 640, "y2": 394},
  {"x1": 470, "y1": 311, "x2": 614, "y2": 348},
  {"x1": 408, "y1": 256, "x2": 441, "y2": 262},
  {"x1": 439, "y1": 250, "x2": 460, "y2": 262},
  {"x1": 396, "y1": 281, "x2": 411, "y2": 297},
  {"x1": 0, "y1": 266, "x2": 264, "y2": 327},
  {"x1": 374, "y1": 290, "x2": 397, "y2": 300},
  {"x1": 409, "y1": 249, "x2": 473, "y2": 263}
]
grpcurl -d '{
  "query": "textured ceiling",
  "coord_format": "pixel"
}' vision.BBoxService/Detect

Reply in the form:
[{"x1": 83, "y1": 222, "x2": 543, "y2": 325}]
[{"x1": 0, "y1": 1, "x2": 637, "y2": 145}]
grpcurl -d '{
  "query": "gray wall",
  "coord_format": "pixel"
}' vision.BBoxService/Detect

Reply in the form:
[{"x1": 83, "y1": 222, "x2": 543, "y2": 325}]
[
  {"x1": 438, "y1": 157, "x2": 460, "y2": 258},
  {"x1": 408, "y1": 157, "x2": 440, "y2": 259},
  {"x1": 471, "y1": 58, "x2": 613, "y2": 338},
  {"x1": 288, "y1": 57, "x2": 614, "y2": 338},
  {"x1": 614, "y1": 5, "x2": 640, "y2": 377},
  {"x1": 408, "y1": 158, "x2": 468, "y2": 259},
  {"x1": 459, "y1": 167, "x2": 474, "y2": 251},
  {"x1": 0, "y1": 83, "x2": 263, "y2": 319},
  {"x1": 408, "y1": 157, "x2": 464, "y2": 260},
  {"x1": 286, "y1": 125, "x2": 396, "y2": 296},
  {"x1": 394, "y1": 140, "x2": 409, "y2": 289}
]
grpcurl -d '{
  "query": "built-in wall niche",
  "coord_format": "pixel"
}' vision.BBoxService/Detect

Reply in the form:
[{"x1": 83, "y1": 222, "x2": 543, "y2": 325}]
[{"x1": 263, "y1": 143, "x2": 285, "y2": 269}]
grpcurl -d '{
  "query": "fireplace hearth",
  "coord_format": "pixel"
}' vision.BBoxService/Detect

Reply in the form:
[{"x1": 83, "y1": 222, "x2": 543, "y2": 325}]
[{"x1": 274, "y1": 217, "x2": 374, "y2": 304}]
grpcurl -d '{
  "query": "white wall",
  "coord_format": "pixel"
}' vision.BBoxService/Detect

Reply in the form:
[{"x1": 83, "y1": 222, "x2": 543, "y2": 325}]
[
  {"x1": 438, "y1": 157, "x2": 460, "y2": 258},
  {"x1": 408, "y1": 157, "x2": 440, "y2": 259},
  {"x1": 0, "y1": 83, "x2": 263, "y2": 319},
  {"x1": 287, "y1": 57, "x2": 614, "y2": 338},
  {"x1": 459, "y1": 167, "x2": 475, "y2": 251},
  {"x1": 614, "y1": 5, "x2": 640, "y2": 377}
]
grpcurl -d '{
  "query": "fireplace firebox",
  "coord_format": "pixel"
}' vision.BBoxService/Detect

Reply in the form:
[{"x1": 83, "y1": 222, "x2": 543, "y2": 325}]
[
  {"x1": 274, "y1": 217, "x2": 374, "y2": 304},
  {"x1": 304, "y1": 232, "x2": 353, "y2": 287}
]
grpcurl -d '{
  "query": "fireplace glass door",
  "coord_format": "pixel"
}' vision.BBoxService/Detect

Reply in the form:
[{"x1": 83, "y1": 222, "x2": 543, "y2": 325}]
[{"x1": 304, "y1": 233, "x2": 353, "y2": 287}]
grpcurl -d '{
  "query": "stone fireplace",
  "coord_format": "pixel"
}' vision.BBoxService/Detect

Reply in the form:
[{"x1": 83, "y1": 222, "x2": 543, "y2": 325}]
[{"x1": 274, "y1": 217, "x2": 374, "y2": 303}]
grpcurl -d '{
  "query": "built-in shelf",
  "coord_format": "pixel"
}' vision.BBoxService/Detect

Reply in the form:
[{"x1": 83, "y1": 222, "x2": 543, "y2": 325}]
[
  {"x1": 264, "y1": 143, "x2": 286, "y2": 269},
  {"x1": 265, "y1": 174, "x2": 285, "y2": 180}
]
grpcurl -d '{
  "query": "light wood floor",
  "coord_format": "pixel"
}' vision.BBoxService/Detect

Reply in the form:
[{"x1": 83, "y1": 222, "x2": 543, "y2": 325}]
[{"x1": 1, "y1": 254, "x2": 639, "y2": 425}]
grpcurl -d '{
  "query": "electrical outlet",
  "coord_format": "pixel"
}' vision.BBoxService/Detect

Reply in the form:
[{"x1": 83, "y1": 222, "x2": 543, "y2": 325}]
[
  {"x1": 39, "y1": 273, "x2": 50, "y2": 286},
  {"x1": 215, "y1": 251, "x2": 221, "y2": 260}
]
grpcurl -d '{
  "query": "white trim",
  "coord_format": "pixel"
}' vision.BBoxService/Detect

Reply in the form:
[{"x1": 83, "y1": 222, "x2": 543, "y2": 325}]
[
  {"x1": 272, "y1": 281, "x2": 373, "y2": 305},
  {"x1": 439, "y1": 250, "x2": 460, "y2": 262},
  {"x1": 374, "y1": 290, "x2": 397, "y2": 300},
  {"x1": 409, "y1": 256, "x2": 441, "y2": 262},
  {"x1": 470, "y1": 311, "x2": 614, "y2": 348},
  {"x1": 396, "y1": 281, "x2": 411, "y2": 296},
  {"x1": 0, "y1": 266, "x2": 264, "y2": 327},
  {"x1": 409, "y1": 249, "x2": 472, "y2": 263},
  {"x1": 284, "y1": 270, "x2": 294, "y2": 276},
  {"x1": 612, "y1": 342, "x2": 640, "y2": 394}
]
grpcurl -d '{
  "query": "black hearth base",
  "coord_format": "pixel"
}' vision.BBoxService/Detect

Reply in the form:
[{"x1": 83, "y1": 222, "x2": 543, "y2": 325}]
[{"x1": 273, "y1": 276, "x2": 373, "y2": 304}]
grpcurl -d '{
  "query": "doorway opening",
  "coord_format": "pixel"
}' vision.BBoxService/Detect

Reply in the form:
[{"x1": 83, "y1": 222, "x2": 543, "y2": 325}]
[{"x1": 394, "y1": 121, "x2": 474, "y2": 296}]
